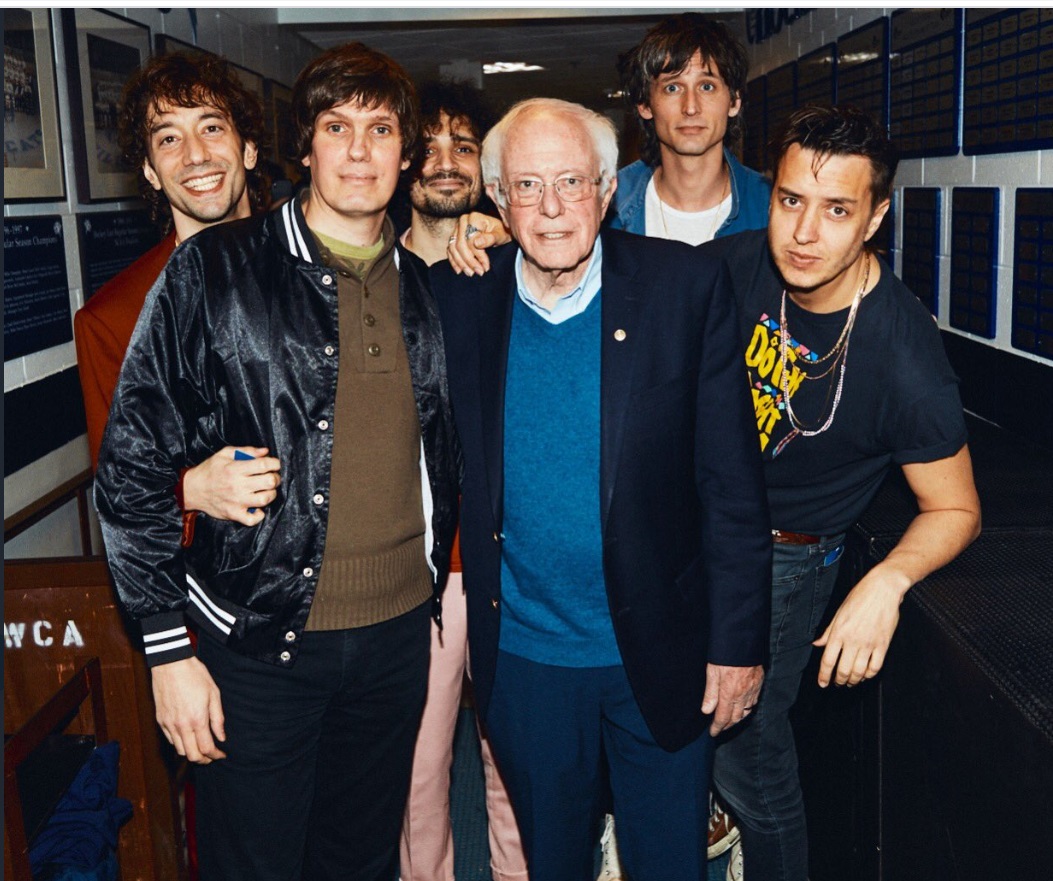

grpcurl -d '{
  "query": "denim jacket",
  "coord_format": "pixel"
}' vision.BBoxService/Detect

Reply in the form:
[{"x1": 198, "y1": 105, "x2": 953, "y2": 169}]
[{"x1": 609, "y1": 149, "x2": 771, "y2": 239}]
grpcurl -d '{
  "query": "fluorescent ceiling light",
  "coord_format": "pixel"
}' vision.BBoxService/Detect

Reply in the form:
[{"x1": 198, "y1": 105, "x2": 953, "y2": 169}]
[{"x1": 484, "y1": 62, "x2": 546, "y2": 74}]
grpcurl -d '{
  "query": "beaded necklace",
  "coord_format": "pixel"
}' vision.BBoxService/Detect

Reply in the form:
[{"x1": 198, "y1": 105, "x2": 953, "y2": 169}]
[{"x1": 772, "y1": 253, "x2": 871, "y2": 457}]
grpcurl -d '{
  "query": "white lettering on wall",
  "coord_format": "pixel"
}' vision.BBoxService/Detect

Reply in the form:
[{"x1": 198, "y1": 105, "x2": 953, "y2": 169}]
[
  {"x1": 3, "y1": 620, "x2": 85, "y2": 649},
  {"x1": 63, "y1": 620, "x2": 85, "y2": 647},
  {"x1": 33, "y1": 620, "x2": 54, "y2": 646},
  {"x1": 4, "y1": 622, "x2": 27, "y2": 648}
]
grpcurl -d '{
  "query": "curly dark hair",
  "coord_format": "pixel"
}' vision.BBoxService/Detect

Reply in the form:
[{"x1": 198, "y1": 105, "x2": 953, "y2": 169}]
[
  {"x1": 769, "y1": 104, "x2": 899, "y2": 207},
  {"x1": 618, "y1": 13, "x2": 750, "y2": 167},
  {"x1": 118, "y1": 51, "x2": 267, "y2": 235},
  {"x1": 290, "y1": 42, "x2": 420, "y2": 168},
  {"x1": 406, "y1": 79, "x2": 496, "y2": 180}
]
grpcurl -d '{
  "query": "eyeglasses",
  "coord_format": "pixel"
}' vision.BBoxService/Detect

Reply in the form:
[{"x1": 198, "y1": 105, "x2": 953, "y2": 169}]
[{"x1": 500, "y1": 174, "x2": 603, "y2": 206}]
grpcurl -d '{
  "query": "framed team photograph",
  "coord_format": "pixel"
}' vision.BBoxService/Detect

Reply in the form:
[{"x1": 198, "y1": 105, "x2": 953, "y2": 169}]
[
  {"x1": 63, "y1": 8, "x2": 151, "y2": 201},
  {"x1": 4, "y1": 8, "x2": 65, "y2": 201}
]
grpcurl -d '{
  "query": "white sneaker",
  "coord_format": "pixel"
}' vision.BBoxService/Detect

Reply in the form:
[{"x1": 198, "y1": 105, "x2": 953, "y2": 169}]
[
  {"x1": 596, "y1": 813, "x2": 627, "y2": 881},
  {"x1": 725, "y1": 839, "x2": 744, "y2": 881},
  {"x1": 707, "y1": 792, "x2": 741, "y2": 859}
]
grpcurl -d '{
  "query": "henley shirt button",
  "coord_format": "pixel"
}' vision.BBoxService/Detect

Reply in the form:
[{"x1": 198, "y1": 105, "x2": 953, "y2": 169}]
[
  {"x1": 303, "y1": 567, "x2": 314, "y2": 577},
  {"x1": 317, "y1": 420, "x2": 329, "y2": 431},
  {"x1": 284, "y1": 631, "x2": 296, "y2": 642},
  {"x1": 324, "y1": 345, "x2": 335, "y2": 356},
  {"x1": 280, "y1": 651, "x2": 292, "y2": 662},
  {"x1": 614, "y1": 328, "x2": 627, "y2": 341},
  {"x1": 363, "y1": 314, "x2": 376, "y2": 327},
  {"x1": 313, "y1": 493, "x2": 325, "y2": 505},
  {"x1": 368, "y1": 344, "x2": 381, "y2": 357},
  {"x1": 321, "y1": 274, "x2": 333, "y2": 286}
]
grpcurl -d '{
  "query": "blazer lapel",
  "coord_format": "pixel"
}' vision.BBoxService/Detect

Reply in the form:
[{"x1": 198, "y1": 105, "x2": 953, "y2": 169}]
[
  {"x1": 600, "y1": 233, "x2": 644, "y2": 529},
  {"x1": 478, "y1": 254, "x2": 517, "y2": 531}
]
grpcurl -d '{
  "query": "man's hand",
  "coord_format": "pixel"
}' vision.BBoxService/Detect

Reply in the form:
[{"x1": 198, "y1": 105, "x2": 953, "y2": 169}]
[
  {"x1": 815, "y1": 445, "x2": 980, "y2": 688},
  {"x1": 446, "y1": 212, "x2": 510, "y2": 276},
  {"x1": 181, "y1": 446, "x2": 281, "y2": 525},
  {"x1": 702, "y1": 663, "x2": 764, "y2": 736},
  {"x1": 813, "y1": 569, "x2": 906, "y2": 687},
  {"x1": 151, "y1": 656, "x2": 227, "y2": 764}
]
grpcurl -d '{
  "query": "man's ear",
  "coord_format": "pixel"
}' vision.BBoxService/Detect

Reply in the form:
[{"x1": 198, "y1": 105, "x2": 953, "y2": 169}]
[
  {"x1": 243, "y1": 140, "x2": 258, "y2": 171},
  {"x1": 142, "y1": 160, "x2": 163, "y2": 192},
  {"x1": 728, "y1": 92, "x2": 742, "y2": 119},
  {"x1": 487, "y1": 183, "x2": 510, "y2": 227},
  {"x1": 637, "y1": 103, "x2": 654, "y2": 121},
  {"x1": 864, "y1": 197, "x2": 891, "y2": 242},
  {"x1": 599, "y1": 174, "x2": 618, "y2": 219}
]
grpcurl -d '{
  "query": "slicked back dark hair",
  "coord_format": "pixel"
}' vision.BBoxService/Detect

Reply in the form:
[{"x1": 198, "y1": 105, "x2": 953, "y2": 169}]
[
  {"x1": 118, "y1": 51, "x2": 267, "y2": 235},
  {"x1": 618, "y1": 13, "x2": 749, "y2": 167},
  {"x1": 770, "y1": 103, "x2": 899, "y2": 208},
  {"x1": 291, "y1": 42, "x2": 420, "y2": 168}
]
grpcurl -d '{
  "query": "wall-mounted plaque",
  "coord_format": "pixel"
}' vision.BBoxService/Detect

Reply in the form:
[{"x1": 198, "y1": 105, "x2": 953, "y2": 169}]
[
  {"x1": 837, "y1": 18, "x2": 888, "y2": 128},
  {"x1": 77, "y1": 210, "x2": 162, "y2": 298},
  {"x1": 765, "y1": 62, "x2": 797, "y2": 141},
  {"x1": 1012, "y1": 188, "x2": 1053, "y2": 361},
  {"x1": 963, "y1": 9, "x2": 1053, "y2": 155},
  {"x1": 950, "y1": 188, "x2": 999, "y2": 338},
  {"x1": 797, "y1": 43, "x2": 836, "y2": 108},
  {"x1": 901, "y1": 188, "x2": 942, "y2": 316},
  {"x1": 3, "y1": 216, "x2": 72, "y2": 361},
  {"x1": 890, "y1": 8, "x2": 962, "y2": 158}
]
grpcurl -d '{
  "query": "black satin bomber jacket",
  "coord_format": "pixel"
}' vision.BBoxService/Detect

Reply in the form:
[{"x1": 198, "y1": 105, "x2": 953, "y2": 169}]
[{"x1": 94, "y1": 198, "x2": 461, "y2": 668}]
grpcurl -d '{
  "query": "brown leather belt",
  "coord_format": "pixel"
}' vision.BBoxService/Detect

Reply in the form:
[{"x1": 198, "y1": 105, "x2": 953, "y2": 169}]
[{"x1": 772, "y1": 529, "x2": 823, "y2": 545}]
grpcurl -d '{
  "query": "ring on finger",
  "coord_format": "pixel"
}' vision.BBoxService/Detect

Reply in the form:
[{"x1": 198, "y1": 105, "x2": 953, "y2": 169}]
[{"x1": 465, "y1": 223, "x2": 480, "y2": 239}]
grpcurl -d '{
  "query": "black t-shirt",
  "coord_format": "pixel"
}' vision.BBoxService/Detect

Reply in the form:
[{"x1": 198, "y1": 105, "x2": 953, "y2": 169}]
[{"x1": 703, "y1": 229, "x2": 967, "y2": 534}]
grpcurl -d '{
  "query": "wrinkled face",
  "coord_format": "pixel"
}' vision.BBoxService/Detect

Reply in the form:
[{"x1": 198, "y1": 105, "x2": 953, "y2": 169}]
[
  {"x1": 143, "y1": 101, "x2": 257, "y2": 239},
  {"x1": 638, "y1": 51, "x2": 740, "y2": 161},
  {"x1": 410, "y1": 111, "x2": 483, "y2": 218},
  {"x1": 768, "y1": 143, "x2": 889, "y2": 308},
  {"x1": 491, "y1": 111, "x2": 614, "y2": 287},
  {"x1": 302, "y1": 98, "x2": 409, "y2": 229}
]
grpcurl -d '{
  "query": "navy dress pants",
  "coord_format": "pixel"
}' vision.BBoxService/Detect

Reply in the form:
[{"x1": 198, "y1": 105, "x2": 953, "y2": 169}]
[
  {"x1": 484, "y1": 650, "x2": 712, "y2": 881},
  {"x1": 193, "y1": 601, "x2": 431, "y2": 881}
]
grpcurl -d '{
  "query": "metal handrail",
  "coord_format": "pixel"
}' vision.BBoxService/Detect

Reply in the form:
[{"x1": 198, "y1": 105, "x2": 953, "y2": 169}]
[{"x1": 3, "y1": 468, "x2": 94, "y2": 555}]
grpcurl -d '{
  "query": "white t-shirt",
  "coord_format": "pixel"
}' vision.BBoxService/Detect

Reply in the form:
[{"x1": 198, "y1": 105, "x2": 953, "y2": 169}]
[{"x1": 644, "y1": 176, "x2": 732, "y2": 246}]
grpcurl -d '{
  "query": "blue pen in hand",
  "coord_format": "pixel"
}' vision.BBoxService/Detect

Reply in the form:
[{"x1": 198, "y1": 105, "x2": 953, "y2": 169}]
[{"x1": 234, "y1": 449, "x2": 257, "y2": 513}]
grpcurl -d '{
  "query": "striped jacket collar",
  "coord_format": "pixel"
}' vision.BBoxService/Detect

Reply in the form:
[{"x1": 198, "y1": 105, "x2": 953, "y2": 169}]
[{"x1": 275, "y1": 193, "x2": 401, "y2": 269}]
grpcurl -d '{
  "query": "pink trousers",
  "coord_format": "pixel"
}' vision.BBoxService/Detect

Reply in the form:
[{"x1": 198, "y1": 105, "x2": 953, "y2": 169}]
[{"x1": 400, "y1": 575, "x2": 528, "y2": 881}]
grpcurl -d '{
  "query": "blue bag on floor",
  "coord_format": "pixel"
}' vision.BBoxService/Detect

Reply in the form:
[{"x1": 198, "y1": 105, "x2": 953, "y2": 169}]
[{"x1": 28, "y1": 741, "x2": 132, "y2": 879}]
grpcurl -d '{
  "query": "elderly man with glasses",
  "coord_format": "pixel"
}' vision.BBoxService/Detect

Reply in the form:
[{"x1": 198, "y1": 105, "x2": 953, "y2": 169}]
[{"x1": 431, "y1": 97, "x2": 771, "y2": 881}]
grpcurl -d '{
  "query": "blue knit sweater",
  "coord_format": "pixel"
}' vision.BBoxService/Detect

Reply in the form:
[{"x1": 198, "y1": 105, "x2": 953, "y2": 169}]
[{"x1": 498, "y1": 293, "x2": 621, "y2": 667}]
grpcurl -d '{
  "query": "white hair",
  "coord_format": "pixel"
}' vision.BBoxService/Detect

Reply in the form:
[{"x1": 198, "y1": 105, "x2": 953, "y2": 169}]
[{"x1": 481, "y1": 97, "x2": 619, "y2": 207}]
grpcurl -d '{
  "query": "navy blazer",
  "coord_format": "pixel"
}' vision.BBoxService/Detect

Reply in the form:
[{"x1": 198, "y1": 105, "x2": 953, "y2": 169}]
[{"x1": 433, "y1": 229, "x2": 771, "y2": 751}]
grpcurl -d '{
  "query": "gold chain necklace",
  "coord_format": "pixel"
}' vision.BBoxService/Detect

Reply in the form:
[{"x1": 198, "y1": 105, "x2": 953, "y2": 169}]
[
  {"x1": 773, "y1": 253, "x2": 871, "y2": 457},
  {"x1": 654, "y1": 167, "x2": 729, "y2": 243}
]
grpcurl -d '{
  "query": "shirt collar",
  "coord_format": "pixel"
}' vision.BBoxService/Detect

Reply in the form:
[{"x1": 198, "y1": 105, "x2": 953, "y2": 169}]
[{"x1": 513, "y1": 236, "x2": 603, "y2": 325}]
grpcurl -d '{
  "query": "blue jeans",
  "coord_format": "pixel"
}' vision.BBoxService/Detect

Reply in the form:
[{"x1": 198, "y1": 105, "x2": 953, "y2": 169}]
[{"x1": 712, "y1": 534, "x2": 845, "y2": 881}]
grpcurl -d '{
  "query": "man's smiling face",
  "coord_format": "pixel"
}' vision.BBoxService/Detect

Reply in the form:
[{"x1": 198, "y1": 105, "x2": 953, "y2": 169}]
[{"x1": 143, "y1": 100, "x2": 257, "y2": 240}]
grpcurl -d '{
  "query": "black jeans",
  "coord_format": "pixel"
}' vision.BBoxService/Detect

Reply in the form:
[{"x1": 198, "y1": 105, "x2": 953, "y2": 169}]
[{"x1": 194, "y1": 601, "x2": 431, "y2": 881}]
